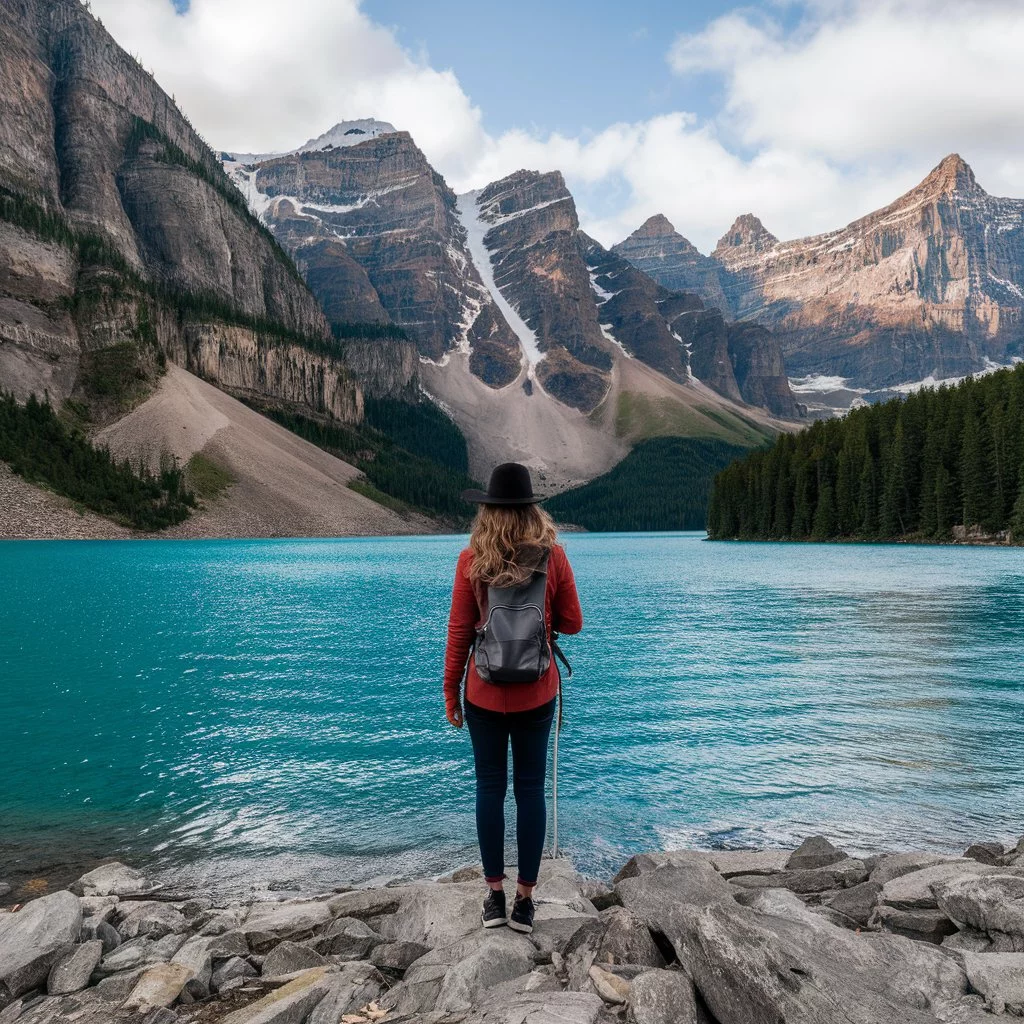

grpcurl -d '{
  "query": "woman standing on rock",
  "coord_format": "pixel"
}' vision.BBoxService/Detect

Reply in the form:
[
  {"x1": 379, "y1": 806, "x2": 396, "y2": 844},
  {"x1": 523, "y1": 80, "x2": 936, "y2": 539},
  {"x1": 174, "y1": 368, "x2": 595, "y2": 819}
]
[{"x1": 444, "y1": 463, "x2": 583, "y2": 935}]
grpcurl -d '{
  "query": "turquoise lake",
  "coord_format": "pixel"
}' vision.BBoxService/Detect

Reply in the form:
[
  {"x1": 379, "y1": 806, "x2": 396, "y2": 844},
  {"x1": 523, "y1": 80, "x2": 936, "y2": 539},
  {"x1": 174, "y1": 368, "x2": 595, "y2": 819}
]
[{"x1": 2, "y1": 533, "x2": 1023, "y2": 896}]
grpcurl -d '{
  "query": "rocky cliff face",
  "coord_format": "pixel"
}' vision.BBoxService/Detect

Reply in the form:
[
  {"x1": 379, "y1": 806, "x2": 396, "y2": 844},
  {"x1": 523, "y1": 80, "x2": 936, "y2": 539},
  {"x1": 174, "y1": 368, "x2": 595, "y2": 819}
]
[
  {"x1": 226, "y1": 129, "x2": 521, "y2": 392},
  {"x1": 464, "y1": 171, "x2": 612, "y2": 411},
  {"x1": 621, "y1": 156, "x2": 1024, "y2": 393},
  {"x1": 0, "y1": 0, "x2": 361, "y2": 424},
  {"x1": 709, "y1": 156, "x2": 1024, "y2": 387},
  {"x1": 583, "y1": 235, "x2": 801, "y2": 418},
  {"x1": 612, "y1": 214, "x2": 730, "y2": 312}
]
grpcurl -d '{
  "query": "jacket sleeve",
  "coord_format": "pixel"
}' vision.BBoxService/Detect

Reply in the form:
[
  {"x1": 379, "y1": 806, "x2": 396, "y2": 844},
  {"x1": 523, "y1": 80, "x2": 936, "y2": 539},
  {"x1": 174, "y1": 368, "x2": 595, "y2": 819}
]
[
  {"x1": 443, "y1": 549, "x2": 478, "y2": 712},
  {"x1": 550, "y1": 546, "x2": 583, "y2": 636}
]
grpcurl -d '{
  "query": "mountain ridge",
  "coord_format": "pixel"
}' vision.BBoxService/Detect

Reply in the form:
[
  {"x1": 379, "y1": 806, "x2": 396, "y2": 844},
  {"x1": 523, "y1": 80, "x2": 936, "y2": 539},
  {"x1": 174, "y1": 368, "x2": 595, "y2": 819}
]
[{"x1": 617, "y1": 154, "x2": 1024, "y2": 400}]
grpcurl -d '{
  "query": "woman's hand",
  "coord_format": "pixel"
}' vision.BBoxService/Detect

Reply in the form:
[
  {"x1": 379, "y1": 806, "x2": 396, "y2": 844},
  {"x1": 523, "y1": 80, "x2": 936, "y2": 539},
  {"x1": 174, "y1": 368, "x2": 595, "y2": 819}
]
[{"x1": 447, "y1": 702, "x2": 464, "y2": 729}]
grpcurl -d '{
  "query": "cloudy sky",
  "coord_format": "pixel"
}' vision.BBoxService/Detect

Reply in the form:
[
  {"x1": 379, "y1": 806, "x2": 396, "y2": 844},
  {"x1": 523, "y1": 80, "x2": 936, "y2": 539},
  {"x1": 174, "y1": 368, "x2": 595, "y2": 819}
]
[{"x1": 91, "y1": 0, "x2": 1024, "y2": 251}]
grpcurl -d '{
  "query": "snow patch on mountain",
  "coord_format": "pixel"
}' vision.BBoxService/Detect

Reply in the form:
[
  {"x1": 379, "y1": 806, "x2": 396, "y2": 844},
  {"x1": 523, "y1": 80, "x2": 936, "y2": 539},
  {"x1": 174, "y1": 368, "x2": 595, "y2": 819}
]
[
  {"x1": 225, "y1": 119, "x2": 398, "y2": 165},
  {"x1": 455, "y1": 190, "x2": 544, "y2": 374}
]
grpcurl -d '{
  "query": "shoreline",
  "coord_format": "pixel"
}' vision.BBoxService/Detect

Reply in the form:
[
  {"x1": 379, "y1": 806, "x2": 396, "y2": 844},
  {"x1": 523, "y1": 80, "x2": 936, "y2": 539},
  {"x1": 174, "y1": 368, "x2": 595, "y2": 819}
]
[{"x1": 2, "y1": 834, "x2": 1023, "y2": 1022}]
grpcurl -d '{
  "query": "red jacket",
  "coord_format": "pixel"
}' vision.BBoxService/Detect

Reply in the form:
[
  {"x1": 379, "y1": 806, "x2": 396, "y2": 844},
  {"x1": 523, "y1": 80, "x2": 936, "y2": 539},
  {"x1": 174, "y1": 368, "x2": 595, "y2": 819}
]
[{"x1": 444, "y1": 543, "x2": 583, "y2": 714}]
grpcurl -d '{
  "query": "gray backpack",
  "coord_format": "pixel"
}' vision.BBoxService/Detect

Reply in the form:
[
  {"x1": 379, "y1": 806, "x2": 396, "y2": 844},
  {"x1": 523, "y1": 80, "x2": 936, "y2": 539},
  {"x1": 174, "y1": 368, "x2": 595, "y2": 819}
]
[{"x1": 474, "y1": 551, "x2": 551, "y2": 685}]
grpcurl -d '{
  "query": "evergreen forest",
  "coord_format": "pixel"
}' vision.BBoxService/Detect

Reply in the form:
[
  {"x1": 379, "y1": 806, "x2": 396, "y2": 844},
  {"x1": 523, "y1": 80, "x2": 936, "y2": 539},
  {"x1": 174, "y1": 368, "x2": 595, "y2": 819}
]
[{"x1": 708, "y1": 365, "x2": 1024, "y2": 543}]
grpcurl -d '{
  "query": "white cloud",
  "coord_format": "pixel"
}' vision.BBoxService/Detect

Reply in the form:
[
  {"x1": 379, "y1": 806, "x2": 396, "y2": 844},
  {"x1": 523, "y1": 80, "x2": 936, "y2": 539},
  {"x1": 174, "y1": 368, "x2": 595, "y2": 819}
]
[{"x1": 90, "y1": 0, "x2": 1024, "y2": 255}]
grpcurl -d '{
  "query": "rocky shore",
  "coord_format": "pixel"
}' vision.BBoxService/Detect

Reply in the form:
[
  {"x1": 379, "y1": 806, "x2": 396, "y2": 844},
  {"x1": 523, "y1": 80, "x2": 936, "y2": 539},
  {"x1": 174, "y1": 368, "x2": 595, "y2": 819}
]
[{"x1": 2, "y1": 836, "x2": 1023, "y2": 1024}]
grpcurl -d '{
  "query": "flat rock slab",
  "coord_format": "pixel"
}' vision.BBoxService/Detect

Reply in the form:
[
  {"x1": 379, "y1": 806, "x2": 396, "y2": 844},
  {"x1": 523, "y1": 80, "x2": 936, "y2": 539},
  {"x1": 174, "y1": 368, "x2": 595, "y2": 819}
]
[
  {"x1": 822, "y1": 880, "x2": 881, "y2": 927},
  {"x1": 219, "y1": 966, "x2": 336, "y2": 1024},
  {"x1": 122, "y1": 961, "x2": 194, "y2": 1010},
  {"x1": 961, "y1": 952, "x2": 1024, "y2": 1014},
  {"x1": 70, "y1": 863, "x2": 158, "y2": 898},
  {"x1": 46, "y1": 940, "x2": 103, "y2": 995},
  {"x1": 881, "y1": 862, "x2": 1002, "y2": 910},
  {"x1": 0, "y1": 890, "x2": 82, "y2": 1001},
  {"x1": 871, "y1": 853, "x2": 962, "y2": 886},
  {"x1": 626, "y1": 968, "x2": 697, "y2": 1024},
  {"x1": 702, "y1": 851, "x2": 790, "y2": 878},
  {"x1": 239, "y1": 901, "x2": 332, "y2": 952}
]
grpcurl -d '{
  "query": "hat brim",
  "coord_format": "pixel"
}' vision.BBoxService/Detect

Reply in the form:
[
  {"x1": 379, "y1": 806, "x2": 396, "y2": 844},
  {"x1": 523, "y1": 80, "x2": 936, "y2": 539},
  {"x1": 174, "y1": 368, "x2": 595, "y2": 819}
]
[{"x1": 461, "y1": 489, "x2": 541, "y2": 505}]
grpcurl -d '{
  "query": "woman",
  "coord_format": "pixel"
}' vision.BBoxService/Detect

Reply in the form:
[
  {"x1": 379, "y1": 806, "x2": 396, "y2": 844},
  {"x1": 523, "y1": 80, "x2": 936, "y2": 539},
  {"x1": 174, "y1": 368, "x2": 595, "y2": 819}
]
[{"x1": 444, "y1": 462, "x2": 583, "y2": 933}]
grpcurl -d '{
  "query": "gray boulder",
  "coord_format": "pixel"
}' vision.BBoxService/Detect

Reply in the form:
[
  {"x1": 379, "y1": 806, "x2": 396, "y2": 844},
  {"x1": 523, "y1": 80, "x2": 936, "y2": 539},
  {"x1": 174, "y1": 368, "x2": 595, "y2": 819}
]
[
  {"x1": 964, "y1": 843, "x2": 1004, "y2": 866},
  {"x1": 529, "y1": 910, "x2": 594, "y2": 959},
  {"x1": 822, "y1": 880, "x2": 881, "y2": 927},
  {"x1": 613, "y1": 850, "x2": 711, "y2": 883},
  {"x1": 674, "y1": 894, "x2": 970, "y2": 1024},
  {"x1": 614, "y1": 861, "x2": 733, "y2": 934},
  {"x1": 70, "y1": 863, "x2": 157, "y2": 899},
  {"x1": 113, "y1": 902, "x2": 188, "y2": 941},
  {"x1": 216, "y1": 965, "x2": 336, "y2": 1024},
  {"x1": 306, "y1": 962, "x2": 384, "y2": 1023},
  {"x1": 961, "y1": 952, "x2": 1024, "y2": 1015},
  {"x1": 881, "y1": 862, "x2": 1002, "y2": 911},
  {"x1": 942, "y1": 929, "x2": 993, "y2": 953},
  {"x1": 0, "y1": 890, "x2": 83, "y2": 1003},
  {"x1": 704, "y1": 850, "x2": 790, "y2": 878},
  {"x1": 306, "y1": 916, "x2": 380, "y2": 958},
  {"x1": 382, "y1": 929, "x2": 535, "y2": 1014},
  {"x1": 870, "y1": 853, "x2": 963, "y2": 886},
  {"x1": 238, "y1": 901, "x2": 332, "y2": 953},
  {"x1": 873, "y1": 906, "x2": 957, "y2": 944},
  {"x1": 591, "y1": 907, "x2": 665, "y2": 968},
  {"x1": 210, "y1": 956, "x2": 257, "y2": 993},
  {"x1": 80, "y1": 917, "x2": 121, "y2": 954},
  {"x1": 0, "y1": 885, "x2": 10, "y2": 900},
  {"x1": 785, "y1": 836, "x2": 847, "y2": 870},
  {"x1": 46, "y1": 941, "x2": 103, "y2": 995},
  {"x1": 122, "y1": 962, "x2": 193, "y2": 1010},
  {"x1": 368, "y1": 940, "x2": 429, "y2": 971},
  {"x1": 94, "y1": 933, "x2": 187, "y2": 977},
  {"x1": 260, "y1": 940, "x2": 327, "y2": 979},
  {"x1": 627, "y1": 968, "x2": 698, "y2": 1024},
  {"x1": 935, "y1": 873, "x2": 1024, "y2": 950}
]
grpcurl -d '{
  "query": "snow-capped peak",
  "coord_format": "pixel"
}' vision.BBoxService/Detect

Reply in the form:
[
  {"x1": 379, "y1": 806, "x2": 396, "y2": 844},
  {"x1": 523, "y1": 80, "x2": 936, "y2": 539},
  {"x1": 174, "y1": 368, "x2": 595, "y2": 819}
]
[{"x1": 224, "y1": 119, "x2": 399, "y2": 165}]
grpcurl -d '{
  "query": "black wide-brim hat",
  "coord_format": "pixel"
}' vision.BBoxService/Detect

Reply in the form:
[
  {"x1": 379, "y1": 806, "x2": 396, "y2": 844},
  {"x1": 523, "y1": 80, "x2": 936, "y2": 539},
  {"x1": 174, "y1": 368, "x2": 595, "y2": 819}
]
[{"x1": 461, "y1": 462, "x2": 540, "y2": 506}]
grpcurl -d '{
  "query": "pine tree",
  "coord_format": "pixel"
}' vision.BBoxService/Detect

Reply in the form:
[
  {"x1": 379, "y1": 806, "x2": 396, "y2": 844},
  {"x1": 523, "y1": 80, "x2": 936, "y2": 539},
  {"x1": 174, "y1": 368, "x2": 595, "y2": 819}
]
[
  {"x1": 960, "y1": 407, "x2": 992, "y2": 532},
  {"x1": 811, "y1": 482, "x2": 836, "y2": 540}
]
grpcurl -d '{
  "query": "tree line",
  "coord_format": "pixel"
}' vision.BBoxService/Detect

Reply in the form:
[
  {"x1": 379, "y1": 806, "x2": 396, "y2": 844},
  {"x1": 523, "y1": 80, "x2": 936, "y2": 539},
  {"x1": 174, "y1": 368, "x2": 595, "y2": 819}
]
[
  {"x1": 1, "y1": 394, "x2": 194, "y2": 530},
  {"x1": 547, "y1": 437, "x2": 749, "y2": 532},
  {"x1": 708, "y1": 364, "x2": 1024, "y2": 543}
]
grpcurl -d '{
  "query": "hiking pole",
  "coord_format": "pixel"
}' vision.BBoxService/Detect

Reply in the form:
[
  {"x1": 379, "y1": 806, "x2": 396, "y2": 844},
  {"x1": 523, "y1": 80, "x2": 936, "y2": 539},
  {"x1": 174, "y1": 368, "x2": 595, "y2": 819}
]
[{"x1": 550, "y1": 636, "x2": 572, "y2": 861}]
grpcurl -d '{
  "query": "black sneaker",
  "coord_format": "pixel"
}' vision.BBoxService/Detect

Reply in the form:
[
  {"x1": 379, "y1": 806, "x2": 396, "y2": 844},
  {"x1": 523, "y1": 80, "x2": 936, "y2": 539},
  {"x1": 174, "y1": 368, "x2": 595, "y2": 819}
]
[
  {"x1": 508, "y1": 893, "x2": 535, "y2": 933},
  {"x1": 481, "y1": 888, "x2": 507, "y2": 928}
]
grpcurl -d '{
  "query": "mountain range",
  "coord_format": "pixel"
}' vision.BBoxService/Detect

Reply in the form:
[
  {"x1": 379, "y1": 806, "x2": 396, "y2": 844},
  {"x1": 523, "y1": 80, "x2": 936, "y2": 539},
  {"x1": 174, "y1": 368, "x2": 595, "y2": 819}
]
[
  {"x1": 615, "y1": 156, "x2": 1024, "y2": 410},
  {"x1": 3, "y1": 0, "x2": 1023, "y2": 535},
  {"x1": 221, "y1": 124, "x2": 794, "y2": 487}
]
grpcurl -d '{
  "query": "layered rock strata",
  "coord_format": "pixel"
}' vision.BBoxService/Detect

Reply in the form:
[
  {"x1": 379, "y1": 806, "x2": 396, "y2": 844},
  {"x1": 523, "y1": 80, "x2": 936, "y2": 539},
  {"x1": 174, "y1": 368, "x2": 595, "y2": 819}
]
[{"x1": 0, "y1": 0, "x2": 359, "y2": 423}]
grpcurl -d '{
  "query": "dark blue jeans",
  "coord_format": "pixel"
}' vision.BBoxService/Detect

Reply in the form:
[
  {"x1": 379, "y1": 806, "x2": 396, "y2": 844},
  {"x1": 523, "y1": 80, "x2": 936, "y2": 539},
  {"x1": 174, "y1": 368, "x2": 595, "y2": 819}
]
[{"x1": 465, "y1": 697, "x2": 556, "y2": 887}]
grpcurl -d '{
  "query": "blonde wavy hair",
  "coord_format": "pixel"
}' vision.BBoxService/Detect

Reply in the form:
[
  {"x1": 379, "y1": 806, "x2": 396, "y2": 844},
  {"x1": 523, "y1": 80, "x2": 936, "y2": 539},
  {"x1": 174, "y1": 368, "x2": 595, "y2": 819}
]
[{"x1": 468, "y1": 504, "x2": 557, "y2": 588}]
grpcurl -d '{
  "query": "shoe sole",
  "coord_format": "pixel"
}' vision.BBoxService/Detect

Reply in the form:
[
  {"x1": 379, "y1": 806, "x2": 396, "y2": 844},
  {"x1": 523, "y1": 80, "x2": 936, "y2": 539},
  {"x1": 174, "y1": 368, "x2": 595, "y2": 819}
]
[
  {"x1": 482, "y1": 917, "x2": 507, "y2": 928},
  {"x1": 507, "y1": 920, "x2": 533, "y2": 933}
]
